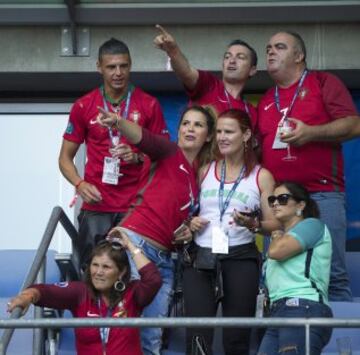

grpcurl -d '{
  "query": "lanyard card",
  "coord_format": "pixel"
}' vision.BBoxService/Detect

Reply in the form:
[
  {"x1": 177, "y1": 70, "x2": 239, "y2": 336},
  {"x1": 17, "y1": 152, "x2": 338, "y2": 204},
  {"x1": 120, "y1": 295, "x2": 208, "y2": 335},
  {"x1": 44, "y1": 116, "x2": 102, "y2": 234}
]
[
  {"x1": 212, "y1": 226, "x2": 229, "y2": 254},
  {"x1": 102, "y1": 157, "x2": 120, "y2": 185}
]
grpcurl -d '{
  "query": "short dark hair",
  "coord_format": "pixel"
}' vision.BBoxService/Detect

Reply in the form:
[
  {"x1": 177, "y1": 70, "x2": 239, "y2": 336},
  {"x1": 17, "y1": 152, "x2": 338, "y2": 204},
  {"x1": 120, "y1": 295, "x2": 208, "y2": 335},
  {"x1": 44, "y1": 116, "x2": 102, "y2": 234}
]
[
  {"x1": 84, "y1": 242, "x2": 131, "y2": 307},
  {"x1": 227, "y1": 39, "x2": 258, "y2": 67},
  {"x1": 283, "y1": 31, "x2": 307, "y2": 62},
  {"x1": 98, "y1": 38, "x2": 131, "y2": 62},
  {"x1": 277, "y1": 181, "x2": 319, "y2": 219}
]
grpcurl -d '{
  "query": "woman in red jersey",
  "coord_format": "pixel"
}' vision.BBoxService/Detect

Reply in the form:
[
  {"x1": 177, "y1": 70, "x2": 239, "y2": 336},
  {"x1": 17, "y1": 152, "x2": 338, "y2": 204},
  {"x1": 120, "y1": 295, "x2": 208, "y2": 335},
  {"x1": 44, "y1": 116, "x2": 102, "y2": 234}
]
[
  {"x1": 97, "y1": 104, "x2": 216, "y2": 354},
  {"x1": 8, "y1": 230, "x2": 162, "y2": 355}
]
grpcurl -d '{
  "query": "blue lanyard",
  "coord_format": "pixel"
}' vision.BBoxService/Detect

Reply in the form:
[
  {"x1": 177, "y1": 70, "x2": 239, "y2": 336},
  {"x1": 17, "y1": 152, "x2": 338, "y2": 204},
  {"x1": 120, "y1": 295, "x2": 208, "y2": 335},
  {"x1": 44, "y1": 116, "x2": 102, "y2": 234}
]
[
  {"x1": 188, "y1": 182, "x2": 199, "y2": 217},
  {"x1": 224, "y1": 89, "x2": 250, "y2": 116},
  {"x1": 97, "y1": 297, "x2": 113, "y2": 354},
  {"x1": 274, "y1": 69, "x2": 308, "y2": 120},
  {"x1": 102, "y1": 89, "x2": 132, "y2": 146},
  {"x1": 179, "y1": 164, "x2": 199, "y2": 218},
  {"x1": 218, "y1": 161, "x2": 246, "y2": 223}
]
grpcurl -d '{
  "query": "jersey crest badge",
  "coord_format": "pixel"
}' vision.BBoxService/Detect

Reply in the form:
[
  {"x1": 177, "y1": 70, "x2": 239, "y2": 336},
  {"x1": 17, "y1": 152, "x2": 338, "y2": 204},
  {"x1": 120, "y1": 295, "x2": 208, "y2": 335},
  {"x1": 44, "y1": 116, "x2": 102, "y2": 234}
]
[
  {"x1": 131, "y1": 111, "x2": 141, "y2": 123},
  {"x1": 114, "y1": 300, "x2": 128, "y2": 318},
  {"x1": 55, "y1": 281, "x2": 69, "y2": 288},
  {"x1": 65, "y1": 122, "x2": 74, "y2": 135},
  {"x1": 299, "y1": 88, "x2": 308, "y2": 100}
]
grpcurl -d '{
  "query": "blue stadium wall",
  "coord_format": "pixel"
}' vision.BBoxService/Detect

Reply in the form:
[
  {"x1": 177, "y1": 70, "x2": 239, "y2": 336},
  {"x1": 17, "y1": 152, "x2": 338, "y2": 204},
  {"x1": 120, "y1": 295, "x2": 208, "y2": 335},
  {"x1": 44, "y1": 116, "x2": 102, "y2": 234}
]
[{"x1": 157, "y1": 91, "x2": 360, "y2": 241}]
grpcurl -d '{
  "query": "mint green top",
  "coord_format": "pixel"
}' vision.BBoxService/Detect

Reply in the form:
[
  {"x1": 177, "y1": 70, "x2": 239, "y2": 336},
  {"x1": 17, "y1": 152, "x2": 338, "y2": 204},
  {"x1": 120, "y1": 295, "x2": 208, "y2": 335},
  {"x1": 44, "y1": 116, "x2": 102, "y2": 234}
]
[{"x1": 265, "y1": 218, "x2": 332, "y2": 305}]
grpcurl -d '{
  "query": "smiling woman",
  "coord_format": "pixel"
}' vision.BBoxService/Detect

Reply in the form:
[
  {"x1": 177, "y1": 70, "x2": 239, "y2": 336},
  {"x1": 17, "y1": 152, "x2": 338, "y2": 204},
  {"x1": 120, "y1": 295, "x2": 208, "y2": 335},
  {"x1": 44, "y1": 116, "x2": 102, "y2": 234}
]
[
  {"x1": 183, "y1": 108, "x2": 279, "y2": 355},
  {"x1": 96, "y1": 104, "x2": 216, "y2": 354},
  {"x1": 7, "y1": 230, "x2": 162, "y2": 355}
]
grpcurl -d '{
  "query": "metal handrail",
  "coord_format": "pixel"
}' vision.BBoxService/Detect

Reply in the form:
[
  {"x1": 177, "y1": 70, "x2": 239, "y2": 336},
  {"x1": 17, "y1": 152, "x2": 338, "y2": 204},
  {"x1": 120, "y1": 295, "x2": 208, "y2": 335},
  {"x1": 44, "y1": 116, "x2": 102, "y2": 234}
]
[
  {"x1": 1, "y1": 317, "x2": 360, "y2": 355},
  {"x1": 0, "y1": 206, "x2": 79, "y2": 355},
  {"x1": 1, "y1": 208, "x2": 359, "y2": 354}
]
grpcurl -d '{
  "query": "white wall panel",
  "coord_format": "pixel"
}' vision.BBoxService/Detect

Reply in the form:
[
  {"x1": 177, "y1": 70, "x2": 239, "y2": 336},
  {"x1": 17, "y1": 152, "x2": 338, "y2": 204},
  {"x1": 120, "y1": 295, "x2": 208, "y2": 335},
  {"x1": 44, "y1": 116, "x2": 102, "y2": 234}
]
[{"x1": 0, "y1": 114, "x2": 76, "y2": 252}]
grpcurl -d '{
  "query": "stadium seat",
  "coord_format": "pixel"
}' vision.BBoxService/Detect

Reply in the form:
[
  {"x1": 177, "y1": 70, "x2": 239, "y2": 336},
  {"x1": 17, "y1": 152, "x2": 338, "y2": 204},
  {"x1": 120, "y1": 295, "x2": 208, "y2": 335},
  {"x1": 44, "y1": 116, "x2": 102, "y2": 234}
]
[
  {"x1": 345, "y1": 251, "x2": 360, "y2": 300},
  {"x1": 322, "y1": 301, "x2": 360, "y2": 355}
]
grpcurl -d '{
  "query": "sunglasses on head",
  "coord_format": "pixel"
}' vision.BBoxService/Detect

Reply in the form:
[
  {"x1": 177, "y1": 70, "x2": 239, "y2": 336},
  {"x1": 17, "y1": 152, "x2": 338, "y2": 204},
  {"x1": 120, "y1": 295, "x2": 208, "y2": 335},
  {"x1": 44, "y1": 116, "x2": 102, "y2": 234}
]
[
  {"x1": 268, "y1": 193, "x2": 294, "y2": 207},
  {"x1": 98, "y1": 236, "x2": 124, "y2": 250}
]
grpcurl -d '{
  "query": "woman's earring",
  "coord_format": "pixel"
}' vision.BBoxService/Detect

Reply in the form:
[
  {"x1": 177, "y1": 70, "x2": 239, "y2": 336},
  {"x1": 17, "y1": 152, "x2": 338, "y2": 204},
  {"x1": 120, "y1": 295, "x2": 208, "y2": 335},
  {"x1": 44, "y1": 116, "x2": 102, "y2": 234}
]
[
  {"x1": 296, "y1": 209, "x2": 302, "y2": 217},
  {"x1": 114, "y1": 280, "x2": 126, "y2": 292},
  {"x1": 244, "y1": 140, "x2": 248, "y2": 152}
]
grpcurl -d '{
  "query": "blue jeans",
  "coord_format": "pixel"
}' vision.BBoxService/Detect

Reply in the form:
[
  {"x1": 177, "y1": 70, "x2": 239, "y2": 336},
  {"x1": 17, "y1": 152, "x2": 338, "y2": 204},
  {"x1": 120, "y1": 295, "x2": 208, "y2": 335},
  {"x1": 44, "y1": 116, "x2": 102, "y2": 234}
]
[
  {"x1": 123, "y1": 229, "x2": 175, "y2": 355},
  {"x1": 258, "y1": 298, "x2": 333, "y2": 355},
  {"x1": 311, "y1": 192, "x2": 352, "y2": 301}
]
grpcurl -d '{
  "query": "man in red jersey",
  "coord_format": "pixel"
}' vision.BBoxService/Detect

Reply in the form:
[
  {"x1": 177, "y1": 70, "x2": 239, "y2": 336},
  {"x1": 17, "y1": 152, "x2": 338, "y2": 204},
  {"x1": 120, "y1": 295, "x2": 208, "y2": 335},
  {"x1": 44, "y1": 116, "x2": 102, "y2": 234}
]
[
  {"x1": 153, "y1": 25, "x2": 258, "y2": 127},
  {"x1": 257, "y1": 31, "x2": 360, "y2": 301},
  {"x1": 59, "y1": 38, "x2": 168, "y2": 269}
]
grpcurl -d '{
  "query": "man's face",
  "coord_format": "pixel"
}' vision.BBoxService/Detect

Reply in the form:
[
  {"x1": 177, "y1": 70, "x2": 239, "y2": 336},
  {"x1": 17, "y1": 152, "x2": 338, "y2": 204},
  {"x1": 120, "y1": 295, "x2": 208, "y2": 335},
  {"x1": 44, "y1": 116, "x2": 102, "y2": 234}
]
[
  {"x1": 97, "y1": 53, "x2": 131, "y2": 94},
  {"x1": 266, "y1": 32, "x2": 301, "y2": 76},
  {"x1": 222, "y1": 45, "x2": 256, "y2": 84}
]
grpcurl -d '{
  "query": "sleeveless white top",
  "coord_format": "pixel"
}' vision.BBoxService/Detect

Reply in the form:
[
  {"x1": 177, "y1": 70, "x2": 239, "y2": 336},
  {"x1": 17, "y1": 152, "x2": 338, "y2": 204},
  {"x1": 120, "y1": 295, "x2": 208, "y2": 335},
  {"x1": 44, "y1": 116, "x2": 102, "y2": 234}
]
[{"x1": 195, "y1": 161, "x2": 261, "y2": 248}]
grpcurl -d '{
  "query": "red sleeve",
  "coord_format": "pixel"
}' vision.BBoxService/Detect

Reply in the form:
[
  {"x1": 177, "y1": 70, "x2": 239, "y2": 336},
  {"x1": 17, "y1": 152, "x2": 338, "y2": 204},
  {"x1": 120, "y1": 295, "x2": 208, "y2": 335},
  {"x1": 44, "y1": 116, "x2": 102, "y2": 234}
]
[
  {"x1": 31, "y1": 281, "x2": 85, "y2": 311},
  {"x1": 143, "y1": 97, "x2": 170, "y2": 140},
  {"x1": 63, "y1": 99, "x2": 87, "y2": 144},
  {"x1": 136, "y1": 128, "x2": 178, "y2": 161},
  {"x1": 317, "y1": 71, "x2": 358, "y2": 120},
  {"x1": 131, "y1": 263, "x2": 162, "y2": 308},
  {"x1": 185, "y1": 70, "x2": 217, "y2": 100}
]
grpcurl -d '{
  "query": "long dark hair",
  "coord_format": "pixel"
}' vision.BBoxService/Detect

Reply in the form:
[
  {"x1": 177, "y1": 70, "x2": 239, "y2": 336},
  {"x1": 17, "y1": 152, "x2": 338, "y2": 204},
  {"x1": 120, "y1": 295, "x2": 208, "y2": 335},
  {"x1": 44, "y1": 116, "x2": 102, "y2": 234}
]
[
  {"x1": 216, "y1": 108, "x2": 258, "y2": 178},
  {"x1": 278, "y1": 181, "x2": 319, "y2": 218},
  {"x1": 84, "y1": 242, "x2": 131, "y2": 307},
  {"x1": 178, "y1": 105, "x2": 217, "y2": 168}
]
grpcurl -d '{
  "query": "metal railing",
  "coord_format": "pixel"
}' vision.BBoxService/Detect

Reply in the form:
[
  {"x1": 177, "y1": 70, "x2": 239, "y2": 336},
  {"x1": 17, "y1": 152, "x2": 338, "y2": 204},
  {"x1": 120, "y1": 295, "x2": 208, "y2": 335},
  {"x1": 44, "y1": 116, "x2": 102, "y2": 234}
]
[
  {"x1": 0, "y1": 206, "x2": 79, "y2": 355},
  {"x1": 1, "y1": 316, "x2": 360, "y2": 355},
  {"x1": 1, "y1": 207, "x2": 360, "y2": 354}
]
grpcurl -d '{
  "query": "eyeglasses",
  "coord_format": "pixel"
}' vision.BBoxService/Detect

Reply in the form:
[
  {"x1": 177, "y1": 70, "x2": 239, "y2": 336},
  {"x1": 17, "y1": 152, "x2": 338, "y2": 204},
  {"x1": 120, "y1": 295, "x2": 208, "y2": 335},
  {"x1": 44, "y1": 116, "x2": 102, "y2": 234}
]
[
  {"x1": 97, "y1": 236, "x2": 124, "y2": 250},
  {"x1": 268, "y1": 193, "x2": 294, "y2": 207}
]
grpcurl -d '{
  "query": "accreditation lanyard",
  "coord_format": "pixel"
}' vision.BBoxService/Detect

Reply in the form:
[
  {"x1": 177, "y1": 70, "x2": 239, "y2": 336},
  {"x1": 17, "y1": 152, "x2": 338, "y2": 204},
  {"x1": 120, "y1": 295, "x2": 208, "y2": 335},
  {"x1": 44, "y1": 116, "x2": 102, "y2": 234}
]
[
  {"x1": 218, "y1": 161, "x2": 246, "y2": 223},
  {"x1": 274, "y1": 69, "x2": 308, "y2": 121},
  {"x1": 97, "y1": 298, "x2": 114, "y2": 355},
  {"x1": 224, "y1": 89, "x2": 250, "y2": 117},
  {"x1": 188, "y1": 181, "x2": 199, "y2": 218},
  {"x1": 102, "y1": 89, "x2": 132, "y2": 146},
  {"x1": 180, "y1": 164, "x2": 199, "y2": 218}
]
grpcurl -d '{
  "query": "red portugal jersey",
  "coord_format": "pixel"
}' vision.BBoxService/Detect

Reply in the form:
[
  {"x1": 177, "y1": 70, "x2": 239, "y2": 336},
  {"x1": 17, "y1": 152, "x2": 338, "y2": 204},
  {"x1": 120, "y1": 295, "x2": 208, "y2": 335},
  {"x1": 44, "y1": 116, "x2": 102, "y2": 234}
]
[
  {"x1": 186, "y1": 70, "x2": 258, "y2": 129},
  {"x1": 63, "y1": 87, "x2": 169, "y2": 212},
  {"x1": 32, "y1": 263, "x2": 161, "y2": 355},
  {"x1": 257, "y1": 71, "x2": 358, "y2": 192},
  {"x1": 121, "y1": 129, "x2": 199, "y2": 250}
]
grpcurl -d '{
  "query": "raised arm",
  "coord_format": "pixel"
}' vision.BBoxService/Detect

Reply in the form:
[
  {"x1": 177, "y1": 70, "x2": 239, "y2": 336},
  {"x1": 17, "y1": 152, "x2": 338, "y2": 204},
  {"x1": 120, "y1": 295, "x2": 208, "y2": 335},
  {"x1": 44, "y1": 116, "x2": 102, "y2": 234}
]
[
  {"x1": 97, "y1": 107, "x2": 142, "y2": 144},
  {"x1": 153, "y1": 24, "x2": 199, "y2": 90},
  {"x1": 108, "y1": 227, "x2": 151, "y2": 270},
  {"x1": 107, "y1": 227, "x2": 162, "y2": 307},
  {"x1": 97, "y1": 107, "x2": 177, "y2": 160}
]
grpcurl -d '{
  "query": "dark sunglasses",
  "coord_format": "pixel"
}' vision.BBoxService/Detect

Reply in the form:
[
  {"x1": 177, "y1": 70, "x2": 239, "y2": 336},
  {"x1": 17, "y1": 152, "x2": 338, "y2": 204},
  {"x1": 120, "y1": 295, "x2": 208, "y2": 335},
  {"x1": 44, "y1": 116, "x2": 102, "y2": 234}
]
[
  {"x1": 98, "y1": 236, "x2": 124, "y2": 250},
  {"x1": 268, "y1": 193, "x2": 294, "y2": 207}
]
